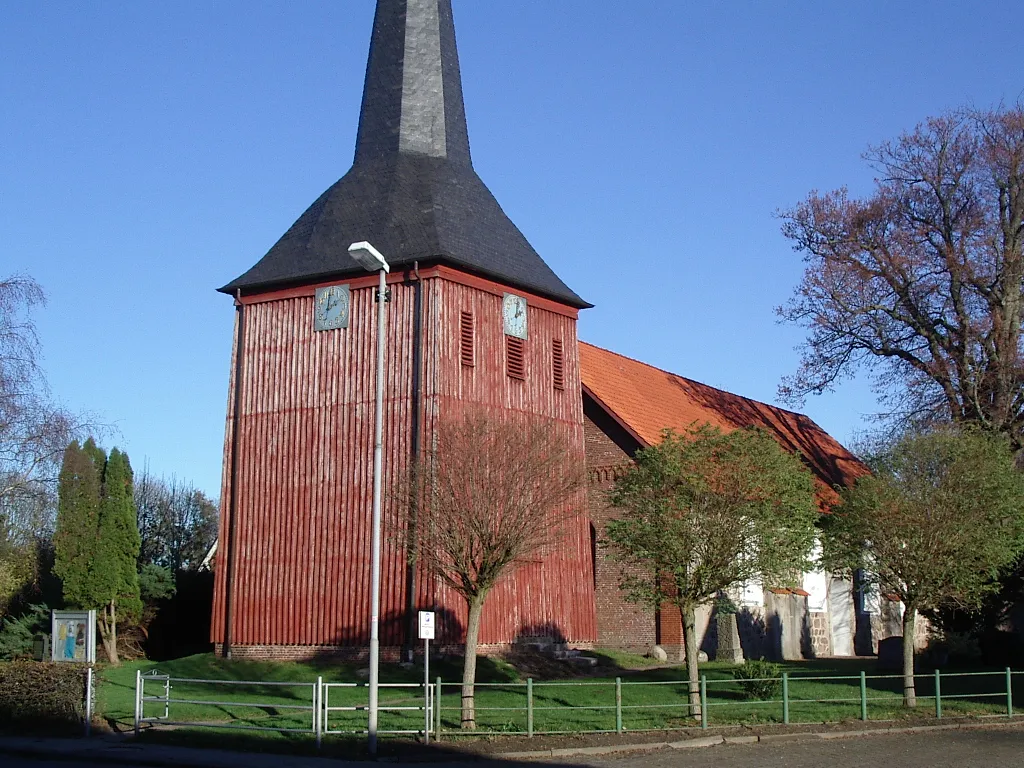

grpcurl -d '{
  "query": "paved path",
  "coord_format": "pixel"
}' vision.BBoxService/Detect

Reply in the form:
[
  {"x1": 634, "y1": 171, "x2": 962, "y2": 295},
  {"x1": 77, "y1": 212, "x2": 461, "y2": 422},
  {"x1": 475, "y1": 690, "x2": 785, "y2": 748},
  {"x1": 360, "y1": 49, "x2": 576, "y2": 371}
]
[{"x1": 3, "y1": 726, "x2": 1024, "y2": 767}]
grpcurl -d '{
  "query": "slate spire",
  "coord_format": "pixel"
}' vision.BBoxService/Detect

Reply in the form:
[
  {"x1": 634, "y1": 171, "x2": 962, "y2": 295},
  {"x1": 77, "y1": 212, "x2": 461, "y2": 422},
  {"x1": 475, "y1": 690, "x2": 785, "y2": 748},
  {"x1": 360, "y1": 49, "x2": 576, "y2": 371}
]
[
  {"x1": 221, "y1": 0, "x2": 589, "y2": 309},
  {"x1": 355, "y1": 0, "x2": 471, "y2": 166}
]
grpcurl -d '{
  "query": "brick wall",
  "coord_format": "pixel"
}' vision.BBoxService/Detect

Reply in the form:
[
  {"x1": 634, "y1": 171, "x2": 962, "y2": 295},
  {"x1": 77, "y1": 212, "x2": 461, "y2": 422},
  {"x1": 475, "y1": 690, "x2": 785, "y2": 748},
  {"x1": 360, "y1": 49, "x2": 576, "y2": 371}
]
[
  {"x1": 214, "y1": 641, "x2": 596, "y2": 663},
  {"x1": 584, "y1": 397, "x2": 656, "y2": 653}
]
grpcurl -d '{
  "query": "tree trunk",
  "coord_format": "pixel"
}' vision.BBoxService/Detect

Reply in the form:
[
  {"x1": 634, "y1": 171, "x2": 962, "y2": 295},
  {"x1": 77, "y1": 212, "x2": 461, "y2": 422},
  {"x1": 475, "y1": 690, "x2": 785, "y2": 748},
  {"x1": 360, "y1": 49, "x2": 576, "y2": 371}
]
[
  {"x1": 100, "y1": 599, "x2": 120, "y2": 666},
  {"x1": 461, "y1": 594, "x2": 486, "y2": 729},
  {"x1": 902, "y1": 606, "x2": 916, "y2": 708},
  {"x1": 682, "y1": 604, "x2": 701, "y2": 719}
]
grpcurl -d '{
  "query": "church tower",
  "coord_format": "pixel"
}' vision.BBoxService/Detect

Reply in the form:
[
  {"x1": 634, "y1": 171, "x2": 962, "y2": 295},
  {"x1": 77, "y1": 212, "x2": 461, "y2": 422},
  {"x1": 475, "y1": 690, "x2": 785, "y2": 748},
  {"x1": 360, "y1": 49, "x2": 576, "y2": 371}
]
[{"x1": 212, "y1": 0, "x2": 595, "y2": 658}]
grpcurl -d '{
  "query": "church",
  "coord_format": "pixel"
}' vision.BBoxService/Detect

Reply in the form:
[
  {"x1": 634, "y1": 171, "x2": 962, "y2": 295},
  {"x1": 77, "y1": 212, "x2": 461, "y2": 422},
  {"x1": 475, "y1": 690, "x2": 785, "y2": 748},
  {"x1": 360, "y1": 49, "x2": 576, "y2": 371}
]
[{"x1": 211, "y1": 0, "x2": 885, "y2": 662}]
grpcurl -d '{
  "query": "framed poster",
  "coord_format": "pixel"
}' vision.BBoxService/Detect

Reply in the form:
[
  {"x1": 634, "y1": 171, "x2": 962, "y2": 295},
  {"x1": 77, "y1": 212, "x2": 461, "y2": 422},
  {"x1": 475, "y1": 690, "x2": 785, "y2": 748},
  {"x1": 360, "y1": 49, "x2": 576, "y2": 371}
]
[{"x1": 51, "y1": 610, "x2": 97, "y2": 663}]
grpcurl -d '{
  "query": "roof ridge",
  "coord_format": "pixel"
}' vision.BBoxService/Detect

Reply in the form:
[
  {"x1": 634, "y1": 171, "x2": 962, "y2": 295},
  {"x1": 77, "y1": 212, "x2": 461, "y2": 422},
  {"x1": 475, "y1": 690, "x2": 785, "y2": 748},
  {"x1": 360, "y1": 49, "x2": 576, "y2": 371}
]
[{"x1": 578, "y1": 340, "x2": 822, "y2": 425}]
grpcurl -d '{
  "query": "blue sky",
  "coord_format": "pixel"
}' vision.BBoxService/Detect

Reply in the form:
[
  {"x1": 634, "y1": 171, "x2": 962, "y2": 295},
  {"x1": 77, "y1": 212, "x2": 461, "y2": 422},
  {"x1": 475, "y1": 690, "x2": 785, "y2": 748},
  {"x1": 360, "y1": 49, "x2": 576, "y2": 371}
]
[{"x1": 3, "y1": 1, "x2": 1021, "y2": 497}]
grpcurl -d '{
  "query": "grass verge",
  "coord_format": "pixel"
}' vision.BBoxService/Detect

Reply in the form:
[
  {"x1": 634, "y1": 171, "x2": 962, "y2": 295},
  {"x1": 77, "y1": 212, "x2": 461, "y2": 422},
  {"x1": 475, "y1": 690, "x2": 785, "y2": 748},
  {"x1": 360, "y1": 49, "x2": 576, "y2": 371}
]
[{"x1": 94, "y1": 653, "x2": 1023, "y2": 742}]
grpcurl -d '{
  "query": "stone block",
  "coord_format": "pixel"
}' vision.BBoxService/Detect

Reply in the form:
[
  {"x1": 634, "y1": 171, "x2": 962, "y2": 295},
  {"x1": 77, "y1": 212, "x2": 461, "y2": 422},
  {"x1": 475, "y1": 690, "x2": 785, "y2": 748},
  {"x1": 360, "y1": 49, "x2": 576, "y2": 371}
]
[{"x1": 648, "y1": 645, "x2": 669, "y2": 661}]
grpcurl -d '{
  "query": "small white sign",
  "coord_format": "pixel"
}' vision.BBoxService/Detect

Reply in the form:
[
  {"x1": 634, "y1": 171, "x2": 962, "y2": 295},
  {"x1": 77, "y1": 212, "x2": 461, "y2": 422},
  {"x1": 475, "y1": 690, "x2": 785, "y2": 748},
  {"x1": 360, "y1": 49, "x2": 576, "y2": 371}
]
[{"x1": 418, "y1": 610, "x2": 435, "y2": 640}]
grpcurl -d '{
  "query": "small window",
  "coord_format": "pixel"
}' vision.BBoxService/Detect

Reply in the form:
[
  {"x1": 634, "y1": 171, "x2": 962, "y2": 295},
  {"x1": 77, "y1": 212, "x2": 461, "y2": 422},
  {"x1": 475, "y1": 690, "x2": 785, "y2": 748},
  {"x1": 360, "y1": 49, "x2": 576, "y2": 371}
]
[
  {"x1": 460, "y1": 311, "x2": 474, "y2": 367},
  {"x1": 552, "y1": 338, "x2": 565, "y2": 390},
  {"x1": 506, "y1": 336, "x2": 526, "y2": 380}
]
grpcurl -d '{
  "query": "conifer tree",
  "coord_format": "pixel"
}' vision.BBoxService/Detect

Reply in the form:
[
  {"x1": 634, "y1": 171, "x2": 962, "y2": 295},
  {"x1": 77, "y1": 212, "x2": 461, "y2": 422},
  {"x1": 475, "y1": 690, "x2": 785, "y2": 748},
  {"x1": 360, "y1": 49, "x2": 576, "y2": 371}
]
[
  {"x1": 54, "y1": 440, "x2": 104, "y2": 608},
  {"x1": 54, "y1": 440, "x2": 142, "y2": 664},
  {"x1": 94, "y1": 448, "x2": 141, "y2": 664}
]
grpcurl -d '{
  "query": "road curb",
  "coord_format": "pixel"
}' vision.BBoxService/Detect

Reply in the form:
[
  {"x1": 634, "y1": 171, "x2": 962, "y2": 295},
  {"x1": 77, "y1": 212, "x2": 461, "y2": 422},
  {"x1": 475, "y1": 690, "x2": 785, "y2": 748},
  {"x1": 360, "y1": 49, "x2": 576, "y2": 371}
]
[{"x1": 494, "y1": 719, "x2": 1024, "y2": 760}]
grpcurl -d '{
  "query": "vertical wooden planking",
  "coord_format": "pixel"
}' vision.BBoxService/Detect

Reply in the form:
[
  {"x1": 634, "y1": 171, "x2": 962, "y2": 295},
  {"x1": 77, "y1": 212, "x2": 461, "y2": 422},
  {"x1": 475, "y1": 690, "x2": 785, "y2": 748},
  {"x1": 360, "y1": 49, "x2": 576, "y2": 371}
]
[{"x1": 212, "y1": 273, "x2": 597, "y2": 650}]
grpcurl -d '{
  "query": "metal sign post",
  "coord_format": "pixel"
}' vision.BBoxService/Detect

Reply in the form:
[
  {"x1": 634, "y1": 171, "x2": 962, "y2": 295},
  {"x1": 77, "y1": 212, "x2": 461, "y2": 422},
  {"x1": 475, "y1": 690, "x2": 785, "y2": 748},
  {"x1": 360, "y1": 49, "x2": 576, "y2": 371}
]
[{"x1": 418, "y1": 611, "x2": 435, "y2": 744}]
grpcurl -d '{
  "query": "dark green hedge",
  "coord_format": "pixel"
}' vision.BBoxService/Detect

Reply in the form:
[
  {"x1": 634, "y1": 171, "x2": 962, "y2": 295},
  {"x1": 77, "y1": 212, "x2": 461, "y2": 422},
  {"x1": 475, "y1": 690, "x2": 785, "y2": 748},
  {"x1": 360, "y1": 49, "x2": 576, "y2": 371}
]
[{"x1": 0, "y1": 661, "x2": 85, "y2": 731}]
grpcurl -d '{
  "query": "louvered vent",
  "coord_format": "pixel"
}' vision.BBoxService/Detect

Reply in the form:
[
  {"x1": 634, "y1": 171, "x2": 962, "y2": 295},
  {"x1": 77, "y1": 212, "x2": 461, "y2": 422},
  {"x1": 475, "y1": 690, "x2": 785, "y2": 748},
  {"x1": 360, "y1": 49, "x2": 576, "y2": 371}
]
[
  {"x1": 552, "y1": 338, "x2": 565, "y2": 390},
  {"x1": 506, "y1": 336, "x2": 526, "y2": 380},
  {"x1": 460, "y1": 311, "x2": 474, "y2": 367}
]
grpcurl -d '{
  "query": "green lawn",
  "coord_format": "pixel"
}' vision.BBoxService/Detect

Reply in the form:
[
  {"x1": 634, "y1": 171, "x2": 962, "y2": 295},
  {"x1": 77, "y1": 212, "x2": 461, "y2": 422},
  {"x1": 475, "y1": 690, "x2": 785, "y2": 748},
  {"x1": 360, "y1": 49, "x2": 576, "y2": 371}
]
[{"x1": 95, "y1": 653, "x2": 1023, "y2": 741}]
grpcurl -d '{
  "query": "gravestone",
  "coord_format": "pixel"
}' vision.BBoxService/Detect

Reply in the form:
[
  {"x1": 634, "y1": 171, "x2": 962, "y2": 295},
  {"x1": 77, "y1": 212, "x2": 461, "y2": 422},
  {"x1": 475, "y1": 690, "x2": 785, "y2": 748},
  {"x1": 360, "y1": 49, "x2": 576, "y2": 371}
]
[
  {"x1": 877, "y1": 636, "x2": 904, "y2": 671},
  {"x1": 716, "y1": 613, "x2": 745, "y2": 663}
]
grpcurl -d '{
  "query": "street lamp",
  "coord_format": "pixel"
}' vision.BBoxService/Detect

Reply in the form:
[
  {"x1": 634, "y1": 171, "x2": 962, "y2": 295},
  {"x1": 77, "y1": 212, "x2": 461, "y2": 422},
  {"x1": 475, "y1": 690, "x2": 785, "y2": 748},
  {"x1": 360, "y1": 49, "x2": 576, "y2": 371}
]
[{"x1": 348, "y1": 240, "x2": 390, "y2": 755}]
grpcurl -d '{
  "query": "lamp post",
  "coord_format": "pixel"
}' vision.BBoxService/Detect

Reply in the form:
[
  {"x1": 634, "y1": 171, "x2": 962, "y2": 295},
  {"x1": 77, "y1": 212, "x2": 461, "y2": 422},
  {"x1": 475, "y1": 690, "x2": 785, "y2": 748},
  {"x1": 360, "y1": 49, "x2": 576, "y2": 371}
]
[{"x1": 347, "y1": 241, "x2": 390, "y2": 755}]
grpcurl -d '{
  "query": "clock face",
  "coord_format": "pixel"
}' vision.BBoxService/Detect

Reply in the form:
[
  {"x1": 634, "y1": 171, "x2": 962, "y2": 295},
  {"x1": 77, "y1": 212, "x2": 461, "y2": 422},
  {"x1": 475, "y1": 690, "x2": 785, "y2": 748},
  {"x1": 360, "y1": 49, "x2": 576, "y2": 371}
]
[
  {"x1": 314, "y1": 285, "x2": 351, "y2": 332},
  {"x1": 502, "y1": 293, "x2": 528, "y2": 340}
]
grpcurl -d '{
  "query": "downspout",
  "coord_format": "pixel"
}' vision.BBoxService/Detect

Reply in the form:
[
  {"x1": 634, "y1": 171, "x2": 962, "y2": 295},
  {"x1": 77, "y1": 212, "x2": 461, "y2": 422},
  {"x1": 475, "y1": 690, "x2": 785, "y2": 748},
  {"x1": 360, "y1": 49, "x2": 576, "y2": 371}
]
[
  {"x1": 404, "y1": 262, "x2": 424, "y2": 661},
  {"x1": 223, "y1": 289, "x2": 246, "y2": 659}
]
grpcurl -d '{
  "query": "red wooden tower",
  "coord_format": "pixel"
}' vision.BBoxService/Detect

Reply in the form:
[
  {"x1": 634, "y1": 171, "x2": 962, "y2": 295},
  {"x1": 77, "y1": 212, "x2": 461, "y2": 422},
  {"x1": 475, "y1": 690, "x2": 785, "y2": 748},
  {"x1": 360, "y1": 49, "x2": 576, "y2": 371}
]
[{"x1": 211, "y1": 0, "x2": 596, "y2": 658}]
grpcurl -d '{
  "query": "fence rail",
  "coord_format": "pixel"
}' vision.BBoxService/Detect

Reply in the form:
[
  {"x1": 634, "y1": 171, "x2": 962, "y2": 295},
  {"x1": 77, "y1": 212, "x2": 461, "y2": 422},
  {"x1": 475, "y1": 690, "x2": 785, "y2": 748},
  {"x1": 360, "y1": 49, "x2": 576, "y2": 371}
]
[{"x1": 130, "y1": 668, "x2": 1024, "y2": 746}]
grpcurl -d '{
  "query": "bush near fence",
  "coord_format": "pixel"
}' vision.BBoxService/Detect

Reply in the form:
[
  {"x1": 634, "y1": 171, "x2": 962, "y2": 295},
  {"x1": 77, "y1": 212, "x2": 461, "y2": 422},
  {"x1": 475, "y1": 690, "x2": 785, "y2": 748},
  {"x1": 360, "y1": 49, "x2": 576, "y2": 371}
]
[
  {"x1": 732, "y1": 659, "x2": 783, "y2": 700},
  {"x1": 0, "y1": 661, "x2": 85, "y2": 733}
]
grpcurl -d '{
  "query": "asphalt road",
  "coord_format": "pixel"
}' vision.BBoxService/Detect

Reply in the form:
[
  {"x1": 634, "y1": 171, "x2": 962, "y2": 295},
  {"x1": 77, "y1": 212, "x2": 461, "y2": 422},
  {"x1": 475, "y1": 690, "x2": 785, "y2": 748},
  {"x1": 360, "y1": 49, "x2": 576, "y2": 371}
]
[
  {"x1": 583, "y1": 727, "x2": 1024, "y2": 768},
  {"x1": 3, "y1": 728, "x2": 1024, "y2": 768}
]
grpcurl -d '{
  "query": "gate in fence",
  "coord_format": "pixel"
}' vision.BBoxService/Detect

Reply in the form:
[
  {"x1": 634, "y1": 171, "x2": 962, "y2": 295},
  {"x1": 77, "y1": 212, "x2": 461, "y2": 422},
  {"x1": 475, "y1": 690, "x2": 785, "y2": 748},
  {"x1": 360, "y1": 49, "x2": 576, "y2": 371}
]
[{"x1": 133, "y1": 671, "x2": 435, "y2": 746}]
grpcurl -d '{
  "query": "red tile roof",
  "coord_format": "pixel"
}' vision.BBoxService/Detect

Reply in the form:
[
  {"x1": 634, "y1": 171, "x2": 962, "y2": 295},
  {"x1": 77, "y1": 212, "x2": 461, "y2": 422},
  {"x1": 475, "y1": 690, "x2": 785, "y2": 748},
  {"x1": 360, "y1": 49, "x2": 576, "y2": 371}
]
[{"x1": 579, "y1": 342, "x2": 868, "y2": 500}]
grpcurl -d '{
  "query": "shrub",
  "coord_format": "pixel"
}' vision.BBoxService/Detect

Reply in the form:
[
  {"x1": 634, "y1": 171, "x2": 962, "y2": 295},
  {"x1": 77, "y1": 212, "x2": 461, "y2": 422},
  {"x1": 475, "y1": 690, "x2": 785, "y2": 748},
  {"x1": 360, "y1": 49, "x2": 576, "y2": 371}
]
[
  {"x1": 0, "y1": 604, "x2": 50, "y2": 660},
  {"x1": 0, "y1": 661, "x2": 86, "y2": 732},
  {"x1": 921, "y1": 631, "x2": 983, "y2": 669},
  {"x1": 980, "y1": 630, "x2": 1024, "y2": 669},
  {"x1": 732, "y1": 659, "x2": 782, "y2": 700}
]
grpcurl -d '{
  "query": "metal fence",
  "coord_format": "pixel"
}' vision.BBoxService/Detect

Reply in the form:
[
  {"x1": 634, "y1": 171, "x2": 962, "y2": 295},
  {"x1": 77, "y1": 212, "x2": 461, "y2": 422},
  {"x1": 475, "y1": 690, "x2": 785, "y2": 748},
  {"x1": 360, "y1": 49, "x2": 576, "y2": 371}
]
[
  {"x1": 133, "y1": 672, "x2": 436, "y2": 745},
  {"x1": 322, "y1": 682, "x2": 434, "y2": 738},
  {"x1": 131, "y1": 668, "x2": 1024, "y2": 745}
]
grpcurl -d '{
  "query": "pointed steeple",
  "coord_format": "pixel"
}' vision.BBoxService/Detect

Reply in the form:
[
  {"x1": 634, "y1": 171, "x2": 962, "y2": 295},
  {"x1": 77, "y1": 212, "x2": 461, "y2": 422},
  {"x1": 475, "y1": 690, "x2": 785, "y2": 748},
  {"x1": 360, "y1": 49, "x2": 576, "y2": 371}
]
[
  {"x1": 221, "y1": 0, "x2": 589, "y2": 309},
  {"x1": 355, "y1": 0, "x2": 471, "y2": 166}
]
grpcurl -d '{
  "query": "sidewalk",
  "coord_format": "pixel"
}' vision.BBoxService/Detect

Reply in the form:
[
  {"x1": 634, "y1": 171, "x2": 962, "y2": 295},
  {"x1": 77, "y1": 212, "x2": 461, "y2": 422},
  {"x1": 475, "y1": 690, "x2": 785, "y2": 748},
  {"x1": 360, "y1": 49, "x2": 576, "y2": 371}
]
[{"x1": 3, "y1": 719, "x2": 1024, "y2": 767}]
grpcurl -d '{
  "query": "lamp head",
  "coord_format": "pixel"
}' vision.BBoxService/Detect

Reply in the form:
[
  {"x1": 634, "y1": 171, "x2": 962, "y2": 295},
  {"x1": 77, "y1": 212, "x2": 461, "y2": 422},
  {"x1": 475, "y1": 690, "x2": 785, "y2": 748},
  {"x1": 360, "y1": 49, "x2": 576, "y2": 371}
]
[{"x1": 348, "y1": 241, "x2": 390, "y2": 273}]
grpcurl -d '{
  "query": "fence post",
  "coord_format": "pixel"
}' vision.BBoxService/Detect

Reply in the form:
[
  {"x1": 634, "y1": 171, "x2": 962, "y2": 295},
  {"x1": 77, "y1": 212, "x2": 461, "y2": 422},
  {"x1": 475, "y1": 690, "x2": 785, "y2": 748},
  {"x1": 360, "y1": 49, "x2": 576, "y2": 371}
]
[
  {"x1": 700, "y1": 675, "x2": 708, "y2": 730},
  {"x1": 133, "y1": 669, "x2": 142, "y2": 737},
  {"x1": 934, "y1": 669, "x2": 942, "y2": 719},
  {"x1": 859, "y1": 671, "x2": 868, "y2": 721},
  {"x1": 84, "y1": 666, "x2": 93, "y2": 738},
  {"x1": 163, "y1": 676, "x2": 170, "y2": 721},
  {"x1": 424, "y1": 679, "x2": 431, "y2": 745},
  {"x1": 315, "y1": 676, "x2": 323, "y2": 749},
  {"x1": 435, "y1": 677, "x2": 442, "y2": 741},
  {"x1": 615, "y1": 678, "x2": 623, "y2": 734},
  {"x1": 1007, "y1": 668, "x2": 1014, "y2": 718},
  {"x1": 782, "y1": 672, "x2": 790, "y2": 725},
  {"x1": 527, "y1": 678, "x2": 534, "y2": 737}
]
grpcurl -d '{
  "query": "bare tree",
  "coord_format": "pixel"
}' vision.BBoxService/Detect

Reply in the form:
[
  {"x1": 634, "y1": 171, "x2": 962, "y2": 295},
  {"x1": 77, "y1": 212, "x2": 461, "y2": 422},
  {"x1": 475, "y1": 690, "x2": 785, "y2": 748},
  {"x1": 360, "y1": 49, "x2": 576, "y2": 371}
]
[
  {"x1": 135, "y1": 468, "x2": 218, "y2": 572},
  {"x1": 778, "y1": 105, "x2": 1024, "y2": 446},
  {"x1": 1, "y1": 276, "x2": 93, "y2": 612},
  {"x1": 407, "y1": 411, "x2": 586, "y2": 729},
  {"x1": 0, "y1": 276, "x2": 85, "y2": 521}
]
